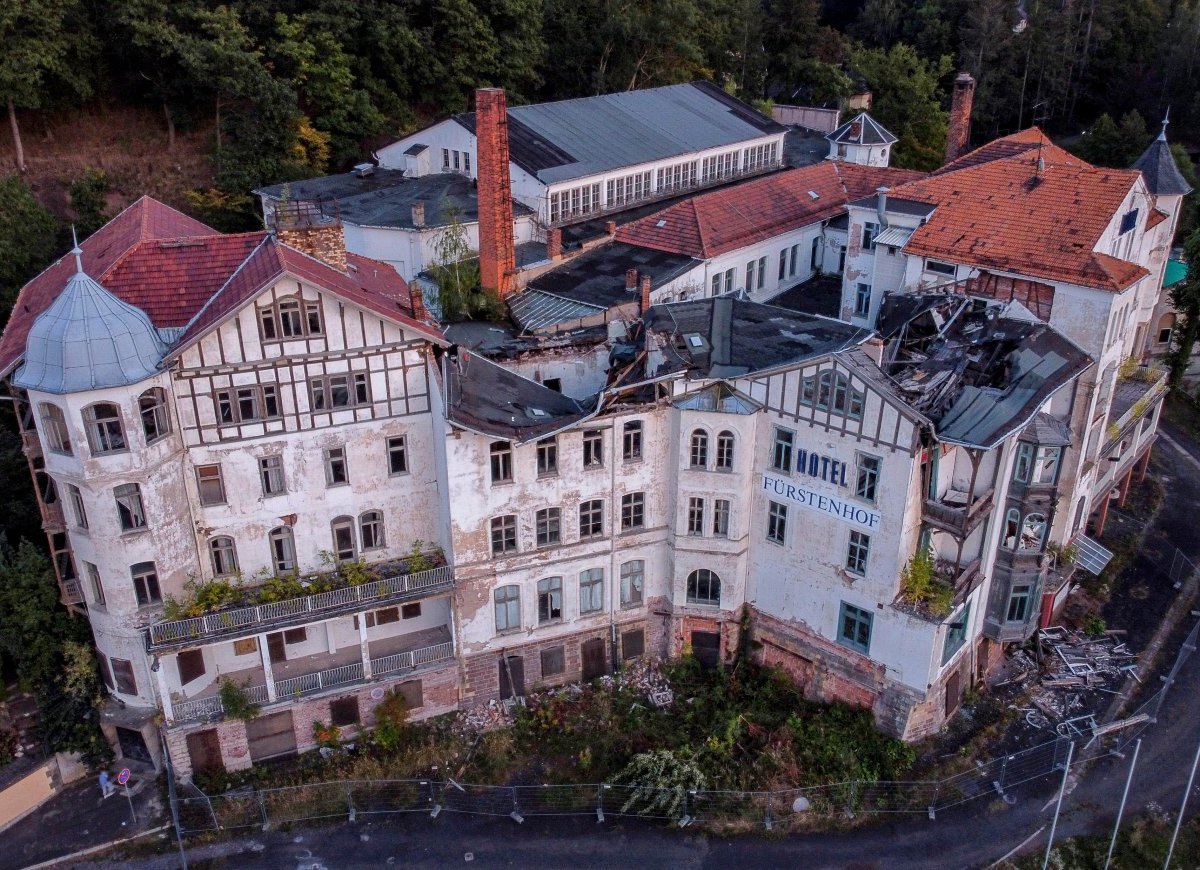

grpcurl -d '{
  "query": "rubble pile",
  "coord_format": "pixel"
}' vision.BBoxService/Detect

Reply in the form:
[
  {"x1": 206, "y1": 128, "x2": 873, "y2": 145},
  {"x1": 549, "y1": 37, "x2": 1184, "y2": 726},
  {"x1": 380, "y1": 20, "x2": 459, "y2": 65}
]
[{"x1": 1015, "y1": 627, "x2": 1138, "y2": 735}]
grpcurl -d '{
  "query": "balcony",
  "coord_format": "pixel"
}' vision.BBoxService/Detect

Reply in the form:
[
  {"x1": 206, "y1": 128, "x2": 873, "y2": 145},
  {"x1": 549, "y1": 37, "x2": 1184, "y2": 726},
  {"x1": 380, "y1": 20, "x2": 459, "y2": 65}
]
[
  {"x1": 923, "y1": 487, "x2": 995, "y2": 538},
  {"x1": 169, "y1": 626, "x2": 454, "y2": 724},
  {"x1": 943, "y1": 558, "x2": 983, "y2": 607},
  {"x1": 1101, "y1": 365, "x2": 1168, "y2": 458},
  {"x1": 60, "y1": 577, "x2": 84, "y2": 606},
  {"x1": 146, "y1": 563, "x2": 454, "y2": 652}
]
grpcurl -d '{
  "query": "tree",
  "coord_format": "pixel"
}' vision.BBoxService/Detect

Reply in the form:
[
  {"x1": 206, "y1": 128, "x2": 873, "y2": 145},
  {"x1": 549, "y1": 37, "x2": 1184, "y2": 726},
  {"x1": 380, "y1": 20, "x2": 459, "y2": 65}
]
[
  {"x1": 1166, "y1": 229, "x2": 1200, "y2": 388},
  {"x1": 849, "y1": 43, "x2": 951, "y2": 170},
  {"x1": 762, "y1": 0, "x2": 849, "y2": 102},
  {"x1": 0, "y1": 175, "x2": 58, "y2": 316},
  {"x1": 0, "y1": 0, "x2": 96, "y2": 172},
  {"x1": 69, "y1": 169, "x2": 110, "y2": 238}
]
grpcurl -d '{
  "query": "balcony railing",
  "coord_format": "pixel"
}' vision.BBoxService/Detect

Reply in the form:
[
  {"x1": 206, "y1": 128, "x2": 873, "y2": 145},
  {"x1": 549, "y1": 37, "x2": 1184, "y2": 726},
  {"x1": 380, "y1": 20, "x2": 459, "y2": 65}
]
[
  {"x1": 168, "y1": 641, "x2": 454, "y2": 724},
  {"x1": 945, "y1": 558, "x2": 983, "y2": 606},
  {"x1": 61, "y1": 577, "x2": 84, "y2": 606},
  {"x1": 146, "y1": 564, "x2": 455, "y2": 652},
  {"x1": 923, "y1": 488, "x2": 995, "y2": 538}
]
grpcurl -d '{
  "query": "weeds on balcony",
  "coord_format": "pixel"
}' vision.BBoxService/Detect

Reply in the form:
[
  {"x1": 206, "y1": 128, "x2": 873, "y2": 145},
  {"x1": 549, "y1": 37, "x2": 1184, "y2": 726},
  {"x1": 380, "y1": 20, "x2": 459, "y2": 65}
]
[
  {"x1": 900, "y1": 548, "x2": 954, "y2": 618},
  {"x1": 219, "y1": 679, "x2": 260, "y2": 721}
]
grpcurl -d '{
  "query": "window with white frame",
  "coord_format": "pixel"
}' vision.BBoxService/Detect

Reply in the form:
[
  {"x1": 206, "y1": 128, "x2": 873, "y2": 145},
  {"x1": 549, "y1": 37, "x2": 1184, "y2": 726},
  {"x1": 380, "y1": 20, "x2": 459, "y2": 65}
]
[
  {"x1": 67, "y1": 484, "x2": 88, "y2": 529},
  {"x1": 132, "y1": 561, "x2": 161, "y2": 606},
  {"x1": 862, "y1": 222, "x2": 879, "y2": 250},
  {"x1": 215, "y1": 385, "x2": 280, "y2": 425},
  {"x1": 494, "y1": 585, "x2": 520, "y2": 633},
  {"x1": 715, "y1": 431, "x2": 734, "y2": 470},
  {"x1": 196, "y1": 464, "x2": 226, "y2": 506},
  {"x1": 259, "y1": 297, "x2": 322, "y2": 340},
  {"x1": 331, "y1": 516, "x2": 356, "y2": 561},
  {"x1": 39, "y1": 402, "x2": 72, "y2": 454},
  {"x1": 855, "y1": 454, "x2": 881, "y2": 503},
  {"x1": 771, "y1": 426, "x2": 794, "y2": 471},
  {"x1": 259, "y1": 455, "x2": 285, "y2": 496},
  {"x1": 689, "y1": 429, "x2": 708, "y2": 468},
  {"x1": 490, "y1": 441, "x2": 513, "y2": 483},
  {"x1": 606, "y1": 170, "x2": 652, "y2": 206},
  {"x1": 538, "y1": 576, "x2": 563, "y2": 623},
  {"x1": 310, "y1": 373, "x2": 370, "y2": 411},
  {"x1": 713, "y1": 499, "x2": 730, "y2": 537},
  {"x1": 846, "y1": 531, "x2": 870, "y2": 575},
  {"x1": 686, "y1": 568, "x2": 720, "y2": 606},
  {"x1": 687, "y1": 497, "x2": 705, "y2": 535},
  {"x1": 209, "y1": 536, "x2": 238, "y2": 577},
  {"x1": 767, "y1": 501, "x2": 787, "y2": 544},
  {"x1": 114, "y1": 483, "x2": 146, "y2": 531},
  {"x1": 755, "y1": 256, "x2": 767, "y2": 290},
  {"x1": 536, "y1": 507, "x2": 561, "y2": 547},
  {"x1": 1012, "y1": 442, "x2": 1034, "y2": 483},
  {"x1": 855, "y1": 283, "x2": 871, "y2": 316},
  {"x1": 549, "y1": 183, "x2": 601, "y2": 223},
  {"x1": 778, "y1": 249, "x2": 788, "y2": 281},
  {"x1": 579, "y1": 568, "x2": 604, "y2": 613},
  {"x1": 620, "y1": 560, "x2": 644, "y2": 607},
  {"x1": 269, "y1": 526, "x2": 296, "y2": 572},
  {"x1": 702, "y1": 151, "x2": 738, "y2": 182},
  {"x1": 656, "y1": 160, "x2": 697, "y2": 193},
  {"x1": 801, "y1": 370, "x2": 865, "y2": 419},
  {"x1": 139, "y1": 388, "x2": 171, "y2": 443},
  {"x1": 360, "y1": 511, "x2": 385, "y2": 550},
  {"x1": 838, "y1": 602, "x2": 872, "y2": 653},
  {"x1": 324, "y1": 447, "x2": 349, "y2": 486},
  {"x1": 1033, "y1": 447, "x2": 1061, "y2": 485},
  {"x1": 579, "y1": 499, "x2": 604, "y2": 538},
  {"x1": 621, "y1": 492, "x2": 645, "y2": 530},
  {"x1": 742, "y1": 142, "x2": 778, "y2": 172},
  {"x1": 491, "y1": 515, "x2": 517, "y2": 555},
  {"x1": 84, "y1": 403, "x2": 127, "y2": 455},
  {"x1": 711, "y1": 273, "x2": 721, "y2": 296},
  {"x1": 723, "y1": 268, "x2": 734, "y2": 294},
  {"x1": 583, "y1": 429, "x2": 604, "y2": 467}
]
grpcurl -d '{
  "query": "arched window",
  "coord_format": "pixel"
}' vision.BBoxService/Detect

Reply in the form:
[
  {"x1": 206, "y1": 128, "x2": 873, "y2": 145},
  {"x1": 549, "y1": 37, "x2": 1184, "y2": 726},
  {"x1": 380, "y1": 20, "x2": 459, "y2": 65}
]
[
  {"x1": 83, "y1": 403, "x2": 127, "y2": 455},
  {"x1": 331, "y1": 516, "x2": 356, "y2": 561},
  {"x1": 38, "y1": 403, "x2": 72, "y2": 455},
  {"x1": 715, "y1": 431, "x2": 735, "y2": 470},
  {"x1": 689, "y1": 430, "x2": 708, "y2": 468},
  {"x1": 269, "y1": 526, "x2": 296, "y2": 573},
  {"x1": 359, "y1": 511, "x2": 385, "y2": 550},
  {"x1": 686, "y1": 569, "x2": 721, "y2": 606},
  {"x1": 1020, "y1": 513, "x2": 1047, "y2": 551},
  {"x1": 139, "y1": 388, "x2": 171, "y2": 444},
  {"x1": 802, "y1": 371, "x2": 865, "y2": 419},
  {"x1": 1002, "y1": 508, "x2": 1020, "y2": 550},
  {"x1": 209, "y1": 536, "x2": 239, "y2": 577}
]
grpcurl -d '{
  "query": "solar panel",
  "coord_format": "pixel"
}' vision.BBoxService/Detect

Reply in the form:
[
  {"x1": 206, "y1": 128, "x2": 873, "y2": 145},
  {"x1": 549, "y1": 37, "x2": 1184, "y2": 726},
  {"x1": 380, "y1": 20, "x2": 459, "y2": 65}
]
[{"x1": 1074, "y1": 534, "x2": 1114, "y2": 576}]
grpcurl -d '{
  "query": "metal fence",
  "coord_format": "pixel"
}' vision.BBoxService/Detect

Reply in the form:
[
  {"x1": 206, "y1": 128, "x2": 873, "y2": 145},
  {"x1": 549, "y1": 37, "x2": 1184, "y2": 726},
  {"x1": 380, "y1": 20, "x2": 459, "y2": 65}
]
[{"x1": 176, "y1": 735, "x2": 1080, "y2": 835}]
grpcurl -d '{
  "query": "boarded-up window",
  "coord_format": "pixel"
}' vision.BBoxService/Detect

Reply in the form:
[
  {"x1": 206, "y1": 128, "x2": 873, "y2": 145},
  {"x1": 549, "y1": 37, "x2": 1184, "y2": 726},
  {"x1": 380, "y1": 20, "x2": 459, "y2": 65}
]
[
  {"x1": 622, "y1": 629, "x2": 645, "y2": 661},
  {"x1": 330, "y1": 696, "x2": 360, "y2": 727},
  {"x1": 111, "y1": 658, "x2": 137, "y2": 695},
  {"x1": 283, "y1": 627, "x2": 307, "y2": 645},
  {"x1": 401, "y1": 602, "x2": 422, "y2": 620},
  {"x1": 177, "y1": 649, "x2": 206, "y2": 685},
  {"x1": 233, "y1": 638, "x2": 258, "y2": 656},
  {"x1": 397, "y1": 679, "x2": 423, "y2": 709},
  {"x1": 540, "y1": 646, "x2": 565, "y2": 677},
  {"x1": 373, "y1": 607, "x2": 400, "y2": 626}
]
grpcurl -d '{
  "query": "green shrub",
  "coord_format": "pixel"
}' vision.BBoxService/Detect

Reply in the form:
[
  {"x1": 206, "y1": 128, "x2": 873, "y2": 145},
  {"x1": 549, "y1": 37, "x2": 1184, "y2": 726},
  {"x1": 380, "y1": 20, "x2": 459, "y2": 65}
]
[{"x1": 219, "y1": 679, "x2": 260, "y2": 721}]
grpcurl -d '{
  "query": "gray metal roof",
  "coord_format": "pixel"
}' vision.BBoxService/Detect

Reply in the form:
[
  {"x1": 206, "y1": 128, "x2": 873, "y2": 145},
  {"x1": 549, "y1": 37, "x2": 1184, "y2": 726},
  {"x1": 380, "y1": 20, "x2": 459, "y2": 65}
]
[
  {"x1": 14, "y1": 252, "x2": 166, "y2": 394},
  {"x1": 455, "y1": 81, "x2": 785, "y2": 184},
  {"x1": 508, "y1": 291, "x2": 605, "y2": 333},
  {"x1": 826, "y1": 113, "x2": 897, "y2": 146},
  {"x1": 1131, "y1": 128, "x2": 1193, "y2": 196},
  {"x1": 1021, "y1": 412, "x2": 1073, "y2": 447}
]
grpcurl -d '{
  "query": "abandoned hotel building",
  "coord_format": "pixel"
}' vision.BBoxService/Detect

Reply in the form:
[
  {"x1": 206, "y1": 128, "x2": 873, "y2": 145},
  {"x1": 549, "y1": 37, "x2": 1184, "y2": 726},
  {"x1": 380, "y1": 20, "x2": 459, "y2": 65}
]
[{"x1": 1, "y1": 78, "x2": 1190, "y2": 777}]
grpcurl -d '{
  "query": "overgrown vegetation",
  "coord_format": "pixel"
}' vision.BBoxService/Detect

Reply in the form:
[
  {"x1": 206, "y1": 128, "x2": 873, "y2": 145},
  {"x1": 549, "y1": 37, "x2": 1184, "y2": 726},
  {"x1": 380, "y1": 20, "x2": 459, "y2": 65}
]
[
  {"x1": 427, "y1": 205, "x2": 502, "y2": 323},
  {"x1": 1005, "y1": 803, "x2": 1200, "y2": 869},
  {"x1": 899, "y1": 547, "x2": 954, "y2": 618},
  {"x1": 217, "y1": 679, "x2": 260, "y2": 722}
]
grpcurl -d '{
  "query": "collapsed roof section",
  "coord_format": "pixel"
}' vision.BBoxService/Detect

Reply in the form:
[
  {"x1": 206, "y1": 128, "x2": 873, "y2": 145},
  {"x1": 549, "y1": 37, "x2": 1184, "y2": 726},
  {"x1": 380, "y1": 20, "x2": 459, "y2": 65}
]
[
  {"x1": 877, "y1": 293, "x2": 1092, "y2": 449},
  {"x1": 639, "y1": 296, "x2": 872, "y2": 380},
  {"x1": 441, "y1": 347, "x2": 594, "y2": 442}
]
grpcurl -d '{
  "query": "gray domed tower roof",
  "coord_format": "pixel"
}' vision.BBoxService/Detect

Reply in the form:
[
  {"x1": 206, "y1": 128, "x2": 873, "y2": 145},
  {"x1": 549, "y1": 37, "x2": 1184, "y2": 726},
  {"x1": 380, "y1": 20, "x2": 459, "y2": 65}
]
[
  {"x1": 13, "y1": 246, "x2": 166, "y2": 394},
  {"x1": 1131, "y1": 113, "x2": 1193, "y2": 197}
]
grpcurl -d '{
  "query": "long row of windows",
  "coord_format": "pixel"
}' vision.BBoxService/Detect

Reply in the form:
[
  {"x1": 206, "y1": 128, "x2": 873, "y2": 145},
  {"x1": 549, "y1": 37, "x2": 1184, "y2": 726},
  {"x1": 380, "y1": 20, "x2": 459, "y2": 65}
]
[
  {"x1": 548, "y1": 183, "x2": 601, "y2": 224},
  {"x1": 490, "y1": 423, "x2": 644, "y2": 485},
  {"x1": 39, "y1": 390, "x2": 170, "y2": 458},
  {"x1": 214, "y1": 371, "x2": 373, "y2": 427},
  {"x1": 494, "y1": 561, "x2": 645, "y2": 632},
  {"x1": 491, "y1": 492, "x2": 649, "y2": 555},
  {"x1": 606, "y1": 171, "x2": 651, "y2": 207}
]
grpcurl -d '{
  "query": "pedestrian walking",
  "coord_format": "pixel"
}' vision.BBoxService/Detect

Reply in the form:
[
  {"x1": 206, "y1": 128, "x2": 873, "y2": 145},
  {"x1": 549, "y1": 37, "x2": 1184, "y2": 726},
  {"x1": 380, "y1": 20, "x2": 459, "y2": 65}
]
[{"x1": 98, "y1": 770, "x2": 116, "y2": 798}]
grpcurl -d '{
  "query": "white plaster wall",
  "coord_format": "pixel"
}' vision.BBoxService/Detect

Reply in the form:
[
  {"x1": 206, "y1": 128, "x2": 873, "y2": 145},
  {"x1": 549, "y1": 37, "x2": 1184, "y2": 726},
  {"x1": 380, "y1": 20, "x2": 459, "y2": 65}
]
[
  {"x1": 377, "y1": 120, "x2": 477, "y2": 178},
  {"x1": 702, "y1": 225, "x2": 824, "y2": 303},
  {"x1": 498, "y1": 345, "x2": 610, "y2": 401}
]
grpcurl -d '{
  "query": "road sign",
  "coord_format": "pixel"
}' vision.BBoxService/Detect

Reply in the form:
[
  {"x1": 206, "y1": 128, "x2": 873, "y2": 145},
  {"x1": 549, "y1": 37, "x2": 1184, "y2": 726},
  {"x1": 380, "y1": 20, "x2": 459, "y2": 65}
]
[{"x1": 117, "y1": 768, "x2": 131, "y2": 785}]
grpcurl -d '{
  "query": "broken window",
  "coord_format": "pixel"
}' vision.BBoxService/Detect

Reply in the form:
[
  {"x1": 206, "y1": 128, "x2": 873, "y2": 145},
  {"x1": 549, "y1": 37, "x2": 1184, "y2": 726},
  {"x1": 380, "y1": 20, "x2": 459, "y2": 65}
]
[
  {"x1": 311, "y1": 373, "x2": 369, "y2": 410},
  {"x1": 855, "y1": 283, "x2": 871, "y2": 317},
  {"x1": 713, "y1": 499, "x2": 730, "y2": 537},
  {"x1": 139, "y1": 388, "x2": 171, "y2": 444},
  {"x1": 1013, "y1": 442, "x2": 1034, "y2": 483},
  {"x1": 331, "y1": 516, "x2": 356, "y2": 561},
  {"x1": 196, "y1": 464, "x2": 226, "y2": 506},
  {"x1": 324, "y1": 447, "x2": 349, "y2": 486},
  {"x1": 803, "y1": 371, "x2": 864, "y2": 420},
  {"x1": 114, "y1": 483, "x2": 146, "y2": 531},
  {"x1": 215, "y1": 385, "x2": 279, "y2": 424},
  {"x1": 583, "y1": 429, "x2": 604, "y2": 467},
  {"x1": 39, "y1": 403, "x2": 72, "y2": 455},
  {"x1": 855, "y1": 454, "x2": 881, "y2": 503},
  {"x1": 620, "y1": 560, "x2": 644, "y2": 607},
  {"x1": 85, "y1": 561, "x2": 105, "y2": 606},
  {"x1": 941, "y1": 601, "x2": 971, "y2": 665},
  {"x1": 131, "y1": 561, "x2": 161, "y2": 606},
  {"x1": 623, "y1": 421, "x2": 643, "y2": 461},
  {"x1": 579, "y1": 500, "x2": 604, "y2": 538},
  {"x1": 537, "y1": 576, "x2": 563, "y2": 623},
  {"x1": 111, "y1": 658, "x2": 137, "y2": 695},
  {"x1": 84, "y1": 403, "x2": 127, "y2": 455},
  {"x1": 1033, "y1": 447, "x2": 1061, "y2": 485},
  {"x1": 536, "y1": 437, "x2": 558, "y2": 476},
  {"x1": 1006, "y1": 584, "x2": 1031, "y2": 622},
  {"x1": 1002, "y1": 508, "x2": 1021, "y2": 549},
  {"x1": 269, "y1": 526, "x2": 297, "y2": 572},
  {"x1": 260, "y1": 455, "x2": 286, "y2": 496},
  {"x1": 846, "y1": 531, "x2": 870, "y2": 575},
  {"x1": 387, "y1": 435, "x2": 408, "y2": 475},
  {"x1": 862, "y1": 221, "x2": 879, "y2": 250},
  {"x1": 67, "y1": 484, "x2": 88, "y2": 529},
  {"x1": 1020, "y1": 513, "x2": 1047, "y2": 551},
  {"x1": 209, "y1": 536, "x2": 238, "y2": 577},
  {"x1": 491, "y1": 515, "x2": 517, "y2": 555},
  {"x1": 579, "y1": 568, "x2": 604, "y2": 613},
  {"x1": 621, "y1": 492, "x2": 645, "y2": 530},
  {"x1": 359, "y1": 511, "x2": 385, "y2": 550},
  {"x1": 771, "y1": 427, "x2": 793, "y2": 472},
  {"x1": 260, "y1": 297, "x2": 323, "y2": 339}
]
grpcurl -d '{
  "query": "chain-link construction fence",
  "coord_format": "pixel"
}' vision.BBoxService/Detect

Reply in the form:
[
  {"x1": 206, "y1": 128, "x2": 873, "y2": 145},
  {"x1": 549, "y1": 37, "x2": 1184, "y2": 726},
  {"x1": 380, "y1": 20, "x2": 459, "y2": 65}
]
[{"x1": 175, "y1": 616, "x2": 1200, "y2": 837}]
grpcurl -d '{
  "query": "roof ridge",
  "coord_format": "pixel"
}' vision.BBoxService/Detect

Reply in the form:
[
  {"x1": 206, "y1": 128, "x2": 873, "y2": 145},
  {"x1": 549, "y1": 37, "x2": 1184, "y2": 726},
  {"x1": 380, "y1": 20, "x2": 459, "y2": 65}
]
[
  {"x1": 177, "y1": 235, "x2": 279, "y2": 341},
  {"x1": 691, "y1": 199, "x2": 711, "y2": 258}
]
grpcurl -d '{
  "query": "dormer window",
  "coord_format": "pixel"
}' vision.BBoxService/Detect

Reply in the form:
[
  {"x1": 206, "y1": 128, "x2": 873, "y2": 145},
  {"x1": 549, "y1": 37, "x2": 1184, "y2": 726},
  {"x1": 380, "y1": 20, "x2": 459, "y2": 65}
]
[
  {"x1": 1118, "y1": 208, "x2": 1139, "y2": 236},
  {"x1": 259, "y1": 296, "x2": 323, "y2": 340}
]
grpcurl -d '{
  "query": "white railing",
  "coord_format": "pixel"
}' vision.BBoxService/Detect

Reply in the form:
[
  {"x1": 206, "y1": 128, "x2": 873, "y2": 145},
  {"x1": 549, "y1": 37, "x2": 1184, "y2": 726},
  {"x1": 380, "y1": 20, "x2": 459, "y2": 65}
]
[
  {"x1": 173, "y1": 695, "x2": 224, "y2": 722},
  {"x1": 147, "y1": 565, "x2": 454, "y2": 649},
  {"x1": 371, "y1": 641, "x2": 454, "y2": 676},
  {"x1": 276, "y1": 662, "x2": 364, "y2": 699}
]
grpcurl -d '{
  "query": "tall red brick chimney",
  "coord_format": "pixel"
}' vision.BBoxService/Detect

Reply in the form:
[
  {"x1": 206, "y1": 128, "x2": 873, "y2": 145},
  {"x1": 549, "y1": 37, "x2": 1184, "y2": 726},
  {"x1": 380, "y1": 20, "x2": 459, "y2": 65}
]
[
  {"x1": 476, "y1": 88, "x2": 516, "y2": 299},
  {"x1": 944, "y1": 72, "x2": 976, "y2": 166}
]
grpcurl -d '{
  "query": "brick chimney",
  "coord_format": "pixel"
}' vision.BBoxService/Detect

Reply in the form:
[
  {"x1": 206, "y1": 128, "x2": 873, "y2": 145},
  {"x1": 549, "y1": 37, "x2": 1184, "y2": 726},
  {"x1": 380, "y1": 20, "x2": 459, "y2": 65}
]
[
  {"x1": 546, "y1": 227, "x2": 562, "y2": 260},
  {"x1": 944, "y1": 72, "x2": 976, "y2": 165},
  {"x1": 274, "y1": 200, "x2": 347, "y2": 272},
  {"x1": 410, "y1": 284, "x2": 429, "y2": 322},
  {"x1": 605, "y1": 220, "x2": 618, "y2": 237},
  {"x1": 626, "y1": 269, "x2": 638, "y2": 292},
  {"x1": 475, "y1": 88, "x2": 516, "y2": 298},
  {"x1": 639, "y1": 274, "x2": 652, "y2": 313}
]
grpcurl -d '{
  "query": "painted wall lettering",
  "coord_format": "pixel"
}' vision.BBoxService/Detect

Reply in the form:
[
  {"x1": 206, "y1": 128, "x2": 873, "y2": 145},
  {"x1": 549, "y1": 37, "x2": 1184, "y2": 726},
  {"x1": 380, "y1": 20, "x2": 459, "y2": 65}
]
[
  {"x1": 794, "y1": 449, "x2": 848, "y2": 487},
  {"x1": 761, "y1": 472, "x2": 881, "y2": 531}
]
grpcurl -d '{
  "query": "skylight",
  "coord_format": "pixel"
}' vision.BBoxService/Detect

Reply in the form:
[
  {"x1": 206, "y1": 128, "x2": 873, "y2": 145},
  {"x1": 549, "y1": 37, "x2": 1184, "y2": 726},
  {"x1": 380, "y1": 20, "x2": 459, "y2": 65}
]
[
  {"x1": 808, "y1": 191, "x2": 820, "y2": 200},
  {"x1": 656, "y1": 219, "x2": 667, "y2": 228}
]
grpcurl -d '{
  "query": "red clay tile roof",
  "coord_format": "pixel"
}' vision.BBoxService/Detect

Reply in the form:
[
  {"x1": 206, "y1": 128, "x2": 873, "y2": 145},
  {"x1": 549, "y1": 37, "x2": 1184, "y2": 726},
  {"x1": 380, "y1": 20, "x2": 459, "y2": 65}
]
[
  {"x1": 169, "y1": 238, "x2": 443, "y2": 355},
  {"x1": 893, "y1": 131, "x2": 1149, "y2": 292},
  {"x1": 614, "y1": 163, "x2": 925, "y2": 259},
  {"x1": 1146, "y1": 208, "x2": 1170, "y2": 230},
  {"x1": 0, "y1": 197, "x2": 215, "y2": 375}
]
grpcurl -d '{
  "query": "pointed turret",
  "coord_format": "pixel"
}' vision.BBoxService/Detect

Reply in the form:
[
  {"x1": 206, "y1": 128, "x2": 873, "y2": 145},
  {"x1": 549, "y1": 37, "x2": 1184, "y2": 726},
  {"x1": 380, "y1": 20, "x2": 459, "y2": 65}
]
[
  {"x1": 1131, "y1": 111, "x2": 1193, "y2": 197},
  {"x1": 13, "y1": 247, "x2": 167, "y2": 394}
]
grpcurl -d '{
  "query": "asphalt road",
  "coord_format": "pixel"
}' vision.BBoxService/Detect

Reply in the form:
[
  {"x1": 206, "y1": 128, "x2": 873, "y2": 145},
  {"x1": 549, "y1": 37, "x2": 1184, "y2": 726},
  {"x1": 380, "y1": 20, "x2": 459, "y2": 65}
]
[{"x1": 72, "y1": 434, "x2": 1200, "y2": 870}]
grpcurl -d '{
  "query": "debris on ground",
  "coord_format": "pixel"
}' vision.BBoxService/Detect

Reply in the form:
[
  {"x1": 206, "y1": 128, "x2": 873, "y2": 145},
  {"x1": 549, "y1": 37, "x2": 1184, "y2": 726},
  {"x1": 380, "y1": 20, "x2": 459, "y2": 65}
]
[{"x1": 1011, "y1": 627, "x2": 1138, "y2": 737}]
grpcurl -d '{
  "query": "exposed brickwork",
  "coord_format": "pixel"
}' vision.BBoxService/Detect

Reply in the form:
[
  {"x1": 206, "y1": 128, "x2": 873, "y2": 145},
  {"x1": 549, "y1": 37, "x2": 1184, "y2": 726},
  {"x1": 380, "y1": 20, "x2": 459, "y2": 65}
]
[
  {"x1": 944, "y1": 72, "x2": 976, "y2": 166},
  {"x1": 546, "y1": 228, "x2": 562, "y2": 260},
  {"x1": 475, "y1": 88, "x2": 516, "y2": 299},
  {"x1": 276, "y1": 223, "x2": 348, "y2": 273},
  {"x1": 963, "y1": 272, "x2": 1055, "y2": 321}
]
